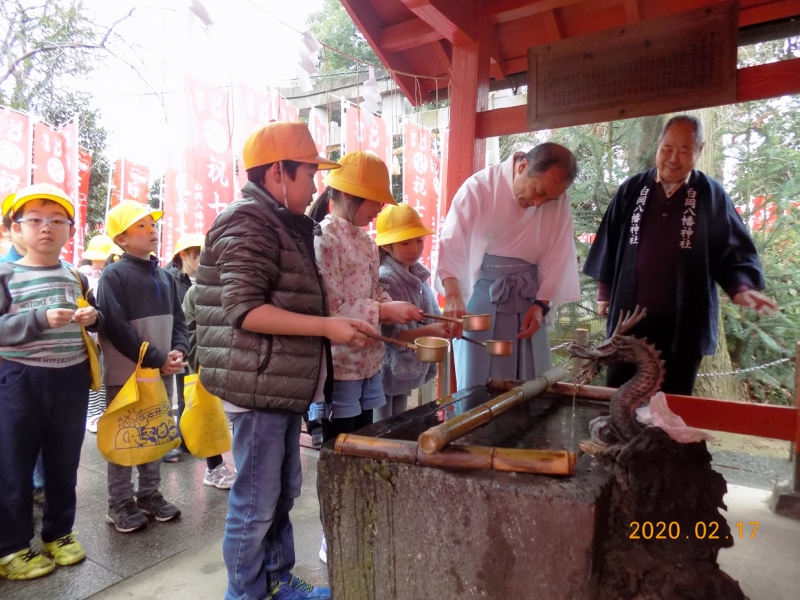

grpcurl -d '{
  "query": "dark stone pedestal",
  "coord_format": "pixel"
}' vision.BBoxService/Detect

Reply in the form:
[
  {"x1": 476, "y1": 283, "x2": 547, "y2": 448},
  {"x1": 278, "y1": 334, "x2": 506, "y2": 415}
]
[
  {"x1": 318, "y1": 450, "x2": 612, "y2": 600},
  {"x1": 596, "y1": 428, "x2": 748, "y2": 600}
]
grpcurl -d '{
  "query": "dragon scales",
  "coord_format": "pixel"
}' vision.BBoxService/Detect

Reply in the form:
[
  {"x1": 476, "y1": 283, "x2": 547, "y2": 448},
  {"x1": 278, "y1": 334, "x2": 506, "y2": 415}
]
[{"x1": 568, "y1": 306, "x2": 665, "y2": 445}]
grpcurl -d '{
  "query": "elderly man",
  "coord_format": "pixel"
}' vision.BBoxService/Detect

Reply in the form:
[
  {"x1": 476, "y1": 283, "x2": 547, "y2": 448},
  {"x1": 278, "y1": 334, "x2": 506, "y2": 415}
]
[
  {"x1": 436, "y1": 143, "x2": 581, "y2": 390},
  {"x1": 584, "y1": 115, "x2": 777, "y2": 395}
]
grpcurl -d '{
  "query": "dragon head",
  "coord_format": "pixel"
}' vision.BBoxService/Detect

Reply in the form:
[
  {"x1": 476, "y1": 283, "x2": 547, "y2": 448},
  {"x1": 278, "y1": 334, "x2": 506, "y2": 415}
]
[{"x1": 567, "y1": 306, "x2": 650, "y2": 384}]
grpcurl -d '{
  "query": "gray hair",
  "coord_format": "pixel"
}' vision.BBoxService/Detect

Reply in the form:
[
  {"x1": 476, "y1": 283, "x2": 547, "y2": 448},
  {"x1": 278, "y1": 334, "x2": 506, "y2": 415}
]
[
  {"x1": 524, "y1": 142, "x2": 578, "y2": 183},
  {"x1": 658, "y1": 115, "x2": 705, "y2": 149}
]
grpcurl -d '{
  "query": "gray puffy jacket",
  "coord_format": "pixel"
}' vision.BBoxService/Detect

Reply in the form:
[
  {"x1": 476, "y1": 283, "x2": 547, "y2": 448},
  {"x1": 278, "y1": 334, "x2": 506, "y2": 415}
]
[{"x1": 195, "y1": 182, "x2": 330, "y2": 412}]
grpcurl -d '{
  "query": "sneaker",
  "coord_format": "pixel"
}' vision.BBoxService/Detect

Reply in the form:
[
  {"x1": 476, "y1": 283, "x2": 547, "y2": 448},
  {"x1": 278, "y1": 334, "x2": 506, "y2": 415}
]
[
  {"x1": 41, "y1": 532, "x2": 85, "y2": 566},
  {"x1": 203, "y1": 463, "x2": 236, "y2": 489},
  {"x1": 0, "y1": 549, "x2": 55, "y2": 581},
  {"x1": 106, "y1": 498, "x2": 148, "y2": 533},
  {"x1": 161, "y1": 446, "x2": 188, "y2": 463},
  {"x1": 136, "y1": 491, "x2": 181, "y2": 522},
  {"x1": 269, "y1": 573, "x2": 331, "y2": 600},
  {"x1": 319, "y1": 535, "x2": 327, "y2": 564},
  {"x1": 85, "y1": 415, "x2": 101, "y2": 434}
]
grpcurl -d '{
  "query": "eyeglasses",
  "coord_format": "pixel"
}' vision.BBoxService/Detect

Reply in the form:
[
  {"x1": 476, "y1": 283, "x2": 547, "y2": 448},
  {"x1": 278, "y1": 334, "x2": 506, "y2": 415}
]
[{"x1": 15, "y1": 217, "x2": 74, "y2": 230}]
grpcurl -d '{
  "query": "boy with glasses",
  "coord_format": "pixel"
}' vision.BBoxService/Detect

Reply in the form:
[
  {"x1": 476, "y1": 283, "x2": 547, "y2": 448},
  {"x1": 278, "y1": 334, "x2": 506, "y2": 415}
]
[{"x1": 0, "y1": 184, "x2": 103, "y2": 580}]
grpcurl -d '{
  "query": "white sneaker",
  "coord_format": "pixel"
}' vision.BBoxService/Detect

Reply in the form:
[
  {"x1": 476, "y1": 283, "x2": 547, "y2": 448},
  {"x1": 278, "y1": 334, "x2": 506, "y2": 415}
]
[
  {"x1": 202, "y1": 463, "x2": 236, "y2": 490},
  {"x1": 319, "y1": 535, "x2": 327, "y2": 564},
  {"x1": 85, "y1": 415, "x2": 101, "y2": 434}
]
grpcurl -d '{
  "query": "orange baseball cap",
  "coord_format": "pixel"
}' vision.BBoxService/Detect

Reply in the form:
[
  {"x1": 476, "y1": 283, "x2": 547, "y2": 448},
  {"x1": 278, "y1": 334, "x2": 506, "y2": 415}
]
[{"x1": 242, "y1": 121, "x2": 340, "y2": 171}]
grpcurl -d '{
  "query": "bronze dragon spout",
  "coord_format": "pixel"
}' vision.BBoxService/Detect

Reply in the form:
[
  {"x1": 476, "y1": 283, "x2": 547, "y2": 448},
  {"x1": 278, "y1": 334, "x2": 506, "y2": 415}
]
[{"x1": 568, "y1": 306, "x2": 665, "y2": 446}]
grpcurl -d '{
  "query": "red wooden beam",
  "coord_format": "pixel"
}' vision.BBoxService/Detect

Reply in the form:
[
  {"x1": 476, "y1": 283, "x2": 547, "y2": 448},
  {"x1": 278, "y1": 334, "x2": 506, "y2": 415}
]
[
  {"x1": 665, "y1": 394, "x2": 796, "y2": 441},
  {"x1": 443, "y1": 21, "x2": 491, "y2": 211},
  {"x1": 488, "y1": 0, "x2": 593, "y2": 24},
  {"x1": 740, "y1": 0, "x2": 800, "y2": 27},
  {"x1": 475, "y1": 57, "x2": 800, "y2": 137},
  {"x1": 624, "y1": 0, "x2": 641, "y2": 22},
  {"x1": 401, "y1": 0, "x2": 478, "y2": 45},
  {"x1": 549, "y1": 383, "x2": 798, "y2": 442},
  {"x1": 542, "y1": 9, "x2": 564, "y2": 40},
  {"x1": 380, "y1": 18, "x2": 444, "y2": 53},
  {"x1": 340, "y1": 0, "x2": 435, "y2": 105},
  {"x1": 737, "y1": 58, "x2": 800, "y2": 102}
]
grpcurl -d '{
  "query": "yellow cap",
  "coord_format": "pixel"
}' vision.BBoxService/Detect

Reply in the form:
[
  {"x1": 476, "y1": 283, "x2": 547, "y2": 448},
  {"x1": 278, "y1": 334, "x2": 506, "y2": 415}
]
[
  {"x1": 173, "y1": 232, "x2": 205, "y2": 257},
  {"x1": 243, "y1": 121, "x2": 340, "y2": 171},
  {"x1": 322, "y1": 151, "x2": 396, "y2": 205},
  {"x1": 106, "y1": 200, "x2": 163, "y2": 240},
  {"x1": 2, "y1": 193, "x2": 15, "y2": 218},
  {"x1": 10, "y1": 184, "x2": 75, "y2": 219},
  {"x1": 375, "y1": 203, "x2": 434, "y2": 246},
  {"x1": 82, "y1": 235, "x2": 122, "y2": 261}
]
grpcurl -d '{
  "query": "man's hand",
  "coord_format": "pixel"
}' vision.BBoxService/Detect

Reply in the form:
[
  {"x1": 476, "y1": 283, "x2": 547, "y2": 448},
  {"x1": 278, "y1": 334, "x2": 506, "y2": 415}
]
[
  {"x1": 323, "y1": 317, "x2": 377, "y2": 348},
  {"x1": 161, "y1": 350, "x2": 187, "y2": 375},
  {"x1": 379, "y1": 301, "x2": 423, "y2": 325},
  {"x1": 732, "y1": 290, "x2": 779, "y2": 317},
  {"x1": 519, "y1": 304, "x2": 544, "y2": 339},
  {"x1": 46, "y1": 308, "x2": 75, "y2": 329},
  {"x1": 597, "y1": 301, "x2": 609, "y2": 317},
  {"x1": 72, "y1": 306, "x2": 98, "y2": 327},
  {"x1": 442, "y1": 277, "x2": 467, "y2": 338}
]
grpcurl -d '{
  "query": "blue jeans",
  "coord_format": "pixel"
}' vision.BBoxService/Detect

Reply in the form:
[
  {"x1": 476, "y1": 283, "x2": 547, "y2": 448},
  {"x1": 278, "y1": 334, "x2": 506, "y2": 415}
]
[{"x1": 223, "y1": 410, "x2": 302, "y2": 600}]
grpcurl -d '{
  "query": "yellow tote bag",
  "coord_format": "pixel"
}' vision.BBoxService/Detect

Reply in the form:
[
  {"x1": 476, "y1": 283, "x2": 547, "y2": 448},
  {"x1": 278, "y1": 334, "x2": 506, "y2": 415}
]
[
  {"x1": 97, "y1": 342, "x2": 180, "y2": 466},
  {"x1": 68, "y1": 268, "x2": 102, "y2": 391},
  {"x1": 181, "y1": 370, "x2": 232, "y2": 458}
]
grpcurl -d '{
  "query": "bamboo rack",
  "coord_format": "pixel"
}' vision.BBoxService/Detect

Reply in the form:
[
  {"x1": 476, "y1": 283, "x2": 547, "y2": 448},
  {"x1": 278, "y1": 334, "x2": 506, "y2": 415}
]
[
  {"x1": 334, "y1": 435, "x2": 576, "y2": 476},
  {"x1": 417, "y1": 367, "x2": 568, "y2": 455}
]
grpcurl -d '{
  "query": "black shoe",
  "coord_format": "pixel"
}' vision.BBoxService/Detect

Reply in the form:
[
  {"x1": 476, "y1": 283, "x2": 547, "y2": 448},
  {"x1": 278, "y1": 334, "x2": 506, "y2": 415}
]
[{"x1": 136, "y1": 491, "x2": 181, "y2": 522}]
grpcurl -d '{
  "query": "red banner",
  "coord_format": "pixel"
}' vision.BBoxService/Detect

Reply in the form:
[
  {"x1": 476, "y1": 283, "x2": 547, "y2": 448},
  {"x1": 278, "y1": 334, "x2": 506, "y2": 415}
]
[
  {"x1": 32, "y1": 122, "x2": 68, "y2": 191},
  {"x1": 234, "y1": 84, "x2": 300, "y2": 194},
  {"x1": 310, "y1": 108, "x2": 329, "y2": 194},
  {"x1": 161, "y1": 150, "x2": 191, "y2": 261},
  {"x1": 73, "y1": 149, "x2": 92, "y2": 263},
  {"x1": 110, "y1": 158, "x2": 150, "y2": 206},
  {"x1": 0, "y1": 107, "x2": 31, "y2": 196},
  {"x1": 343, "y1": 103, "x2": 390, "y2": 166},
  {"x1": 185, "y1": 75, "x2": 235, "y2": 235},
  {"x1": 402, "y1": 121, "x2": 440, "y2": 273}
]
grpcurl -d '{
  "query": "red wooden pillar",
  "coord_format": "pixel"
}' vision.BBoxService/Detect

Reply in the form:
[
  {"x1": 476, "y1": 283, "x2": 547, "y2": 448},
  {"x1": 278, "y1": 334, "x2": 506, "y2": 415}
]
[
  {"x1": 438, "y1": 23, "x2": 490, "y2": 396},
  {"x1": 442, "y1": 22, "x2": 491, "y2": 213}
]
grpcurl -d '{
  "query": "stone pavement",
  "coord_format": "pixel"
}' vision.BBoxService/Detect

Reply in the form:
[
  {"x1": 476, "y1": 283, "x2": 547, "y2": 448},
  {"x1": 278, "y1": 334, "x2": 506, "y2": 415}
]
[{"x1": 0, "y1": 430, "x2": 798, "y2": 600}]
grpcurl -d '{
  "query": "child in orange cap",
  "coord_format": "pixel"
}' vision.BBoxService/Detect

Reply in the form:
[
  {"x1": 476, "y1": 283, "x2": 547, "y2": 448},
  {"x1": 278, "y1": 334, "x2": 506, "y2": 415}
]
[
  {"x1": 97, "y1": 200, "x2": 188, "y2": 534},
  {"x1": 312, "y1": 152, "x2": 423, "y2": 564},
  {"x1": 0, "y1": 184, "x2": 103, "y2": 580},
  {"x1": 195, "y1": 122, "x2": 374, "y2": 600},
  {"x1": 374, "y1": 203, "x2": 451, "y2": 420}
]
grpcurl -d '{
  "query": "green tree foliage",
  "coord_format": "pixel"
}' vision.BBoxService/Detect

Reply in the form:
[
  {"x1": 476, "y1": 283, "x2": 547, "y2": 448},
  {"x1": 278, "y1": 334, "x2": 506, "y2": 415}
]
[
  {"x1": 0, "y1": 0, "x2": 132, "y2": 231},
  {"x1": 307, "y1": 0, "x2": 381, "y2": 73}
]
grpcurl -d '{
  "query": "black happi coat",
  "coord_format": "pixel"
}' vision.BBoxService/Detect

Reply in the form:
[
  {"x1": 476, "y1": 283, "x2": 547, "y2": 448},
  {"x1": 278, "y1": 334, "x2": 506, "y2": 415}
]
[{"x1": 584, "y1": 168, "x2": 764, "y2": 356}]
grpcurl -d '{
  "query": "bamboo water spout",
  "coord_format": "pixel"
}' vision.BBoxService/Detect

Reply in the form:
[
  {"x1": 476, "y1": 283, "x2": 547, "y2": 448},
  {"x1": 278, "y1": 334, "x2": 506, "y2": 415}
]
[{"x1": 418, "y1": 367, "x2": 568, "y2": 454}]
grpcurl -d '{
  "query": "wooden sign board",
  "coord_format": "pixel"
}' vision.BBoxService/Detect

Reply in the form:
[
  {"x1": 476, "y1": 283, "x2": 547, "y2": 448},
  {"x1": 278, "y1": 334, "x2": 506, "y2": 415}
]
[{"x1": 527, "y1": 1, "x2": 739, "y2": 131}]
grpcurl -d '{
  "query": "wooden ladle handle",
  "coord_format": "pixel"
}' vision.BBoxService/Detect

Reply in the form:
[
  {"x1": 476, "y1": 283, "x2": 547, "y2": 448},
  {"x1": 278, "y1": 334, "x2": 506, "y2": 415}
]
[
  {"x1": 420, "y1": 313, "x2": 463, "y2": 325},
  {"x1": 460, "y1": 335, "x2": 486, "y2": 348},
  {"x1": 361, "y1": 330, "x2": 416, "y2": 350}
]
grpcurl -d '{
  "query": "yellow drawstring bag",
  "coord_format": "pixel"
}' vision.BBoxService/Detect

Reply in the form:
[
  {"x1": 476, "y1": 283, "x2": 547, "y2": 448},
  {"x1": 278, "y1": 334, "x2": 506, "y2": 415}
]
[
  {"x1": 181, "y1": 370, "x2": 232, "y2": 458},
  {"x1": 68, "y1": 268, "x2": 102, "y2": 391},
  {"x1": 97, "y1": 342, "x2": 180, "y2": 466}
]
